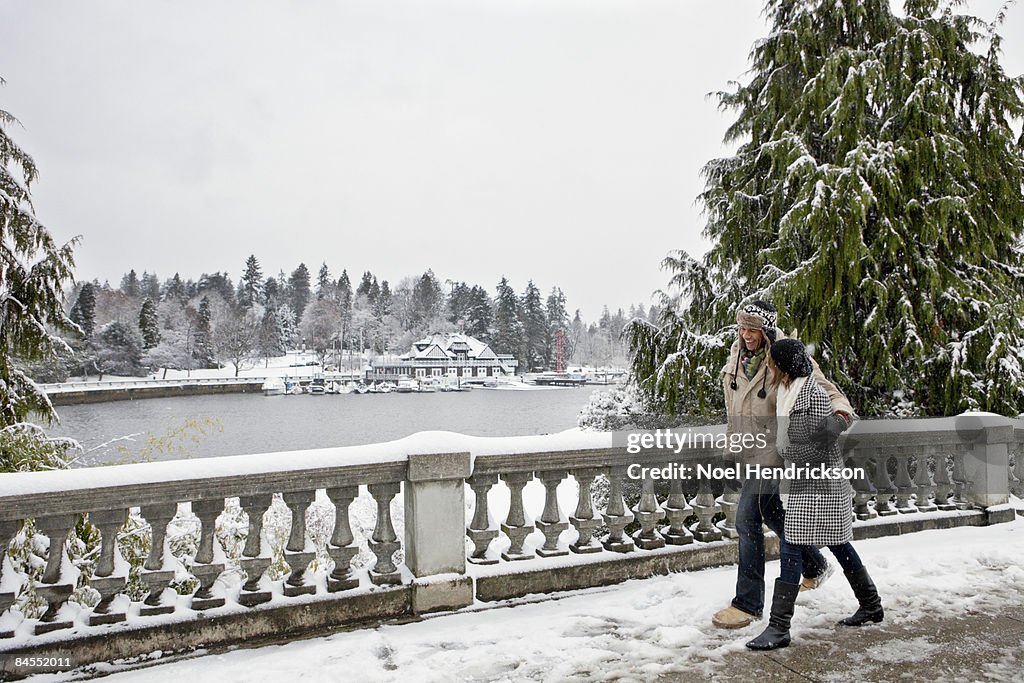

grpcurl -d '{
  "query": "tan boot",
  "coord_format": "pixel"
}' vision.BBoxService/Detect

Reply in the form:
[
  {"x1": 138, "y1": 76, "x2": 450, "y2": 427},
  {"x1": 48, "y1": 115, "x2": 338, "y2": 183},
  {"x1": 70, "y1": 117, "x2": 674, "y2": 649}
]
[
  {"x1": 800, "y1": 562, "x2": 835, "y2": 592},
  {"x1": 712, "y1": 605, "x2": 757, "y2": 629}
]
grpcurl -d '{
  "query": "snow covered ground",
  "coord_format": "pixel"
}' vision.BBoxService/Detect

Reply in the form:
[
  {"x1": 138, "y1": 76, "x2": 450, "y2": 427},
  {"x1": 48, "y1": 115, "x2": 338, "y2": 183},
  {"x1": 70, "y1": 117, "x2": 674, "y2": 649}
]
[{"x1": 43, "y1": 514, "x2": 1024, "y2": 683}]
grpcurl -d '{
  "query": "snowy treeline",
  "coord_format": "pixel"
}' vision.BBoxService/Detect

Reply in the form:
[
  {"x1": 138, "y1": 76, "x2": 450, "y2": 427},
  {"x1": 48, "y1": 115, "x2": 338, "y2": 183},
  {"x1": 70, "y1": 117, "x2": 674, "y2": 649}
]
[{"x1": 31, "y1": 258, "x2": 655, "y2": 381}]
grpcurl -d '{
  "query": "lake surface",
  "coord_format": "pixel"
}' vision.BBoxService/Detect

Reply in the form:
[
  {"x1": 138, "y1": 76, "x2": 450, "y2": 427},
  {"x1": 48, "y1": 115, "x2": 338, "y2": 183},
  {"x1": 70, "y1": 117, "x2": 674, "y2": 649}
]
[{"x1": 50, "y1": 386, "x2": 604, "y2": 466}]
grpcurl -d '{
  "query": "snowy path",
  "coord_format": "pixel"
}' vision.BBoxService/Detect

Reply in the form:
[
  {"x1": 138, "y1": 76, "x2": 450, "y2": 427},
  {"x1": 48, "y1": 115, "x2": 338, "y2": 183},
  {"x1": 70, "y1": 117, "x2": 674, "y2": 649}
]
[{"x1": 49, "y1": 517, "x2": 1024, "y2": 682}]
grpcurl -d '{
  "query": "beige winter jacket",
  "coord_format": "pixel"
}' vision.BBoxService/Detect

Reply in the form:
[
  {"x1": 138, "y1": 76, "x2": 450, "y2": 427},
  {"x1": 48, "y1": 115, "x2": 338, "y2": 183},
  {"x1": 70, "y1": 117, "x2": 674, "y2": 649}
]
[{"x1": 721, "y1": 335, "x2": 854, "y2": 467}]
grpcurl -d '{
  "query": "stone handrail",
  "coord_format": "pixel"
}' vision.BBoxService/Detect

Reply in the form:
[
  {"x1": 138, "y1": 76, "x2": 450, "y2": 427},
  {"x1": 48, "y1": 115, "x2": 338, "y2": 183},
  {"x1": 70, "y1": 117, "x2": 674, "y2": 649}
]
[{"x1": 0, "y1": 417, "x2": 1018, "y2": 674}]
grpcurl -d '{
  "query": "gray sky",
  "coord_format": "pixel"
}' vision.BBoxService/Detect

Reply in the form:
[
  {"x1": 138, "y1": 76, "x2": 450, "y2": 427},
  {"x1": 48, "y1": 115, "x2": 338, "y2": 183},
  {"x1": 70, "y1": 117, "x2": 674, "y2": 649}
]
[{"x1": 1, "y1": 1, "x2": 1021, "y2": 320}]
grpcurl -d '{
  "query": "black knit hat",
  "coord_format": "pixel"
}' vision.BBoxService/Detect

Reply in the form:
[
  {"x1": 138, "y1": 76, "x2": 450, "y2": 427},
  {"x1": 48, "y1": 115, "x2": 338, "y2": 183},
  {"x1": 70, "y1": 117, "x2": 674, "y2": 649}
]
[{"x1": 770, "y1": 338, "x2": 812, "y2": 378}]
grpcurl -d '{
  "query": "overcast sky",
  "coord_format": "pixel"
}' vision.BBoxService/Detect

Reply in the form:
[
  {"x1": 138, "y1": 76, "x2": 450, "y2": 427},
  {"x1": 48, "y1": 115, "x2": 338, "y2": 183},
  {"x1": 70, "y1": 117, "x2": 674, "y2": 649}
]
[{"x1": 1, "y1": 1, "x2": 1021, "y2": 320}]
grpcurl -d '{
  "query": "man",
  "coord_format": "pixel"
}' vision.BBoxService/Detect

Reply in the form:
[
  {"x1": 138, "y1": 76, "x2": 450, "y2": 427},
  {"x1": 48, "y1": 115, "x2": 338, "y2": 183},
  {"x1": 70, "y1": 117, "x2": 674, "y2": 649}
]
[{"x1": 712, "y1": 300, "x2": 854, "y2": 629}]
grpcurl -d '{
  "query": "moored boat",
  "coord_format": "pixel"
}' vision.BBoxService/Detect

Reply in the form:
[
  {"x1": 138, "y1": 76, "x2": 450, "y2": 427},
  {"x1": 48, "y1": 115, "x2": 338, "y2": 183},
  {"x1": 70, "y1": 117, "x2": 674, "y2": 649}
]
[{"x1": 261, "y1": 378, "x2": 286, "y2": 396}]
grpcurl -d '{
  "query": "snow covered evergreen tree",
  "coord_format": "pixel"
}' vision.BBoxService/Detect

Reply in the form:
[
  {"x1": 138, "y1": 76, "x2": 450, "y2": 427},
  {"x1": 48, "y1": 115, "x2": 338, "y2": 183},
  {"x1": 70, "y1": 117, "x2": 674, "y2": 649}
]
[
  {"x1": 192, "y1": 296, "x2": 216, "y2": 369},
  {"x1": 69, "y1": 282, "x2": 97, "y2": 338},
  {"x1": 239, "y1": 255, "x2": 263, "y2": 309},
  {"x1": 138, "y1": 298, "x2": 161, "y2": 350},
  {"x1": 288, "y1": 263, "x2": 312, "y2": 320},
  {"x1": 465, "y1": 285, "x2": 493, "y2": 341},
  {"x1": 119, "y1": 269, "x2": 141, "y2": 298},
  {"x1": 627, "y1": 0, "x2": 1024, "y2": 416},
  {"x1": 94, "y1": 321, "x2": 144, "y2": 377},
  {"x1": 0, "y1": 83, "x2": 78, "y2": 425},
  {"x1": 163, "y1": 273, "x2": 187, "y2": 303},
  {"x1": 492, "y1": 277, "x2": 524, "y2": 367},
  {"x1": 258, "y1": 307, "x2": 286, "y2": 362},
  {"x1": 520, "y1": 280, "x2": 547, "y2": 371},
  {"x1": 316, "y1": 262, "x2": 333, "y2": 300},
  {"x1": 410, "y1": 270, "x2": 444, "y2": 327},
  {"x1": 139, "y1": 271, "x2": 160, "y2": 302}
]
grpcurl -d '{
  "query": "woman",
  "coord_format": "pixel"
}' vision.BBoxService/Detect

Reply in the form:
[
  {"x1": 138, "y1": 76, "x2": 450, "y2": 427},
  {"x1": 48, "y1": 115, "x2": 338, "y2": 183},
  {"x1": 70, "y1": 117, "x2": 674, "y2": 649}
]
[{"x1": 746, "y1": 338, "x2": 883, "y2": 651}]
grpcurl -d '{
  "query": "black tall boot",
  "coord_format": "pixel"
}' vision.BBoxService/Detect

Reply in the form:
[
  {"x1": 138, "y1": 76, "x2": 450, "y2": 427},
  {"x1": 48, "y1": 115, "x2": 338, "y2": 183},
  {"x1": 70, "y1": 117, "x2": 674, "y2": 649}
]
[
  {"x1": 839, "y1": 566, "x2": 884, "y2": 626},
  {"x1": 745, "y1": 579, "x2": 800, "y2": 650}
]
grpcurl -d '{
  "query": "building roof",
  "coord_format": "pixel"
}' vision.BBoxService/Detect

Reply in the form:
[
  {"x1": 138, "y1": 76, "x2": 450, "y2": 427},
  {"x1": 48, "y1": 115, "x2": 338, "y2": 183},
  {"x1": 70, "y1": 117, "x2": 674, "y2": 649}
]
[{"x1": 401, "y1": 333, "x2": 512, "y2": 364}]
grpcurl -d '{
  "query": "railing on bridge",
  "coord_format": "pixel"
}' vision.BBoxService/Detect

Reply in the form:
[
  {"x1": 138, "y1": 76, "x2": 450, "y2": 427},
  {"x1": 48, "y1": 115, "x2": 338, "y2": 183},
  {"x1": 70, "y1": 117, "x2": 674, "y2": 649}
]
[{"x1": 0, "y1": 416, "x2": 1019, "y2": 670}]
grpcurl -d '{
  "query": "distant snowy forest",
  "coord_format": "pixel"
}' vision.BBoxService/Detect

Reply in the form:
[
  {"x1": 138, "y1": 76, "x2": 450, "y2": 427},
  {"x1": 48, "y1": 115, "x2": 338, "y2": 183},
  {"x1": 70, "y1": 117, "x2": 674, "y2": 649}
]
[{"x1": 27, "y1": 257, "x2": 655, "y2": 381}]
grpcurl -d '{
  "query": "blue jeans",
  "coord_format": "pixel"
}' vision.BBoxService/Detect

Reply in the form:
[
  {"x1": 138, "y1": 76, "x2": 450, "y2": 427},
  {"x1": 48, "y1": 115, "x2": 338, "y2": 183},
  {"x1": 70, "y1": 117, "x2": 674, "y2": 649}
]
[
  {"x1": 780, "y1": 540, "x2": 864, "y2": 585},
  {"x1": 731, "y1": 477, "x2": 828, "y2": 616}
]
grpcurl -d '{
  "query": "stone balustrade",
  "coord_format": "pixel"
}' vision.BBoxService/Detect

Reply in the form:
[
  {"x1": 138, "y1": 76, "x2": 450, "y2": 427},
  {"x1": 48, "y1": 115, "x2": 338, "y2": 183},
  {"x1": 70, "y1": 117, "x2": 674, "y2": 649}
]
[{"x1": 0, "y1": 416, "x2": 1019, "y2": 675}]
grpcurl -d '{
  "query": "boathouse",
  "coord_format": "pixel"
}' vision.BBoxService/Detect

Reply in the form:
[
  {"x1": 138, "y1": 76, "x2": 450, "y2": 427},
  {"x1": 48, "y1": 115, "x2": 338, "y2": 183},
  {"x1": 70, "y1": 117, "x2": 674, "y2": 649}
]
[{"x1": 369, "y1": 333, "x2": 518, "y2": 381}]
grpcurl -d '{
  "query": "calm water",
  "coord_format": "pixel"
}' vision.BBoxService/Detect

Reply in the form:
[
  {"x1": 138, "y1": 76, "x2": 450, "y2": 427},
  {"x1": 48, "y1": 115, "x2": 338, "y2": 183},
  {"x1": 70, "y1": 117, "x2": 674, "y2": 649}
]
[{"x1": 51, "y1": 386, "x2": 603, "y2": 466}]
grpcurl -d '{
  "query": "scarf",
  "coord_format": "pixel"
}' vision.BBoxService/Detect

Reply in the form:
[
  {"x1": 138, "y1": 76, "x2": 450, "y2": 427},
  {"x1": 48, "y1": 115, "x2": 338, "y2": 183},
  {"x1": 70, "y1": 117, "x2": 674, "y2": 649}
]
[
  {"x1": 775, "y1": 375, "x2": 808, "y2": 454},
  {"x1": 741, "y1": 346, "x2": 766, "y2": 380}
]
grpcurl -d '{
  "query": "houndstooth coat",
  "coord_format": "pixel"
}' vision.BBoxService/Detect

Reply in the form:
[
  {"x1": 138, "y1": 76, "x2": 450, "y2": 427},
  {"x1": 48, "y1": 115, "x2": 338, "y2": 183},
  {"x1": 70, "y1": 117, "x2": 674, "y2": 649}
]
[{"x1": 780, "y1": 377, "x2": 854, "y2": 546}]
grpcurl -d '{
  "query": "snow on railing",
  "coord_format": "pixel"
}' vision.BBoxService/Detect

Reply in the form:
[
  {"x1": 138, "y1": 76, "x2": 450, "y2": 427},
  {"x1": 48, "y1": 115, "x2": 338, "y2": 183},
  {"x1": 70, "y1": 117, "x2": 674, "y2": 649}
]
[
  {"x1": 0, "y1": 418, "x2": 1017, "y2": 670},
  {"x1": 38, "y1": 377, "x2": 272, "y2": 393}
]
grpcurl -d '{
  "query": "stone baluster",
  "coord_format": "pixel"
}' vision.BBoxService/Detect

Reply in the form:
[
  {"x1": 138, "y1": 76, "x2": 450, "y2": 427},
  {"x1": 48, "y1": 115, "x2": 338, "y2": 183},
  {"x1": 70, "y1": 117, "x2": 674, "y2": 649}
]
[
  {"x1": 893, "y1": 450, "x2": 916, "y2": 513},
  {"x1": 0, "y1": 520, "x2": 23, "y2": 638},
  {"x1": 238, "y1": 495, "x2": 273, "y2": 607},
  {"x1": 536, "y1": 470, "x2": 569, "y2": 557},
  {"x1": 691, "y1": 459, "x2": 722, "y2": 541},
  {"x1": 913, "y1": 449, "x2": 938, "y2": 513},
  {"x1": 325, "y1": 487, "x2": 359, "y2": 592},
  {"x1": 87, "y1": 508, "x2": 128, "y2": 625},
  {"x1": 932, "y1": 452, "x2": 956, "y2": 510},
  {"x1": 466, "y1": 474, "x2": 499, "y2": 564},
  {"x1": 281, "y1": 491, "x2": 317, "y2": 596},
  {"x1": 190, "y1": 499, "x2": 226, "y2": 609},
  {"x1": 500, "y1": 473, "x2": 535, "y2": 561},
  {"x1": 569, "y1": 468, "x2": 603, "y2": 554},
  {"x1": 872, "y1": 453, "x2": 897, "y2": 516},
  {"x1": 662, "y1": 476, "x2": 694, "y2": 545},
  {"x1": 139, "y1": 504, "x2": 177, "y2": 616},
  {"x1": 601, "y1": 466, "x2": 634, "y2": 553},
  {"x1": 850, "y1": 450, "x2": 877, "y2": 521},
  {"x1": 951, "y1": 447, "x2": 971, "y2": 509},
  {"x1": 716, "y1": 476, "x2": 741, "y2": 539},
  {"x1": 33, "y1": 514, "x2": 78, "y2": 634},
  {"x1": 631, "y1": 469, "x2": 665, "y2": 550},
  {"x1": 1012, "y1": 444, "x2": 1023, "y2": 498},
  {"x1": 367, "y1": 483, "x2": 402, "y2": 585}
]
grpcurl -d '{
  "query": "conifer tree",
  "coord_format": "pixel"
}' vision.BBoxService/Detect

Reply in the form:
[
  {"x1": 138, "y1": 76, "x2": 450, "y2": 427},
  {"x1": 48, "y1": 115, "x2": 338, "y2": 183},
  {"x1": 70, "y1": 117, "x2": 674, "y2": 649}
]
[
  {"x1": 288, "y1": 263, "x2": 312, "y2": 320},
  {"x1": 193, "y1": 296, "x2": 216, "y2": 369},
  {"x1": 164, "y1": 273, "x2": 187, "y2": 303},
  {"x1": 465, "y1": 285, "x2": 493, "y2": 341},
  {"x1": 138, "y1": 298, "x2": 161, "y2": 350},
  {"x1": 0, "y1": 83, "x2": 78, "y2": 425},
  {"x1": 627, "y1": 0, "x2": 1024, "y2": 416},
  {"x1": 316, "y1": 262, "x2": 333, "y2": 300},
  {"x1": 263, "y1": 277, "x2": 279, "y2": 307},
  {"x1": 140, "y1": 271, "x2": 160, "y2": 302},
  {"x1": 119, "y1": 269, "x2": 141, "y2": 298},
  {"x1": 70, "y1": 282, "x2": 97, "y2": 338},
  {"x1": 336, "y1": 270, "x2": 353, "y2": 314},
  {"x1": 410, "y1": 270, "x2": 444, "y2": 327},
  {"x1": 520, "y1": 281, "x2": 548, "y2": 371},
  {"x1": 239, "y1": 255, "x2": 264, "y2": 309},
  {"x1": 492, "y1": 277, "x2": 524, "y2": 366}
]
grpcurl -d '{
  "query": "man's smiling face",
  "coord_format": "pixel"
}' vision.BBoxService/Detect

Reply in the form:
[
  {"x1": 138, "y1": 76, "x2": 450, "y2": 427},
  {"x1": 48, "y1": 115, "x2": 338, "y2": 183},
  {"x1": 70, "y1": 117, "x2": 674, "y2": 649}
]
[{"x1": 739, "y1": 325, "x2": 764, "y2": 352}]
